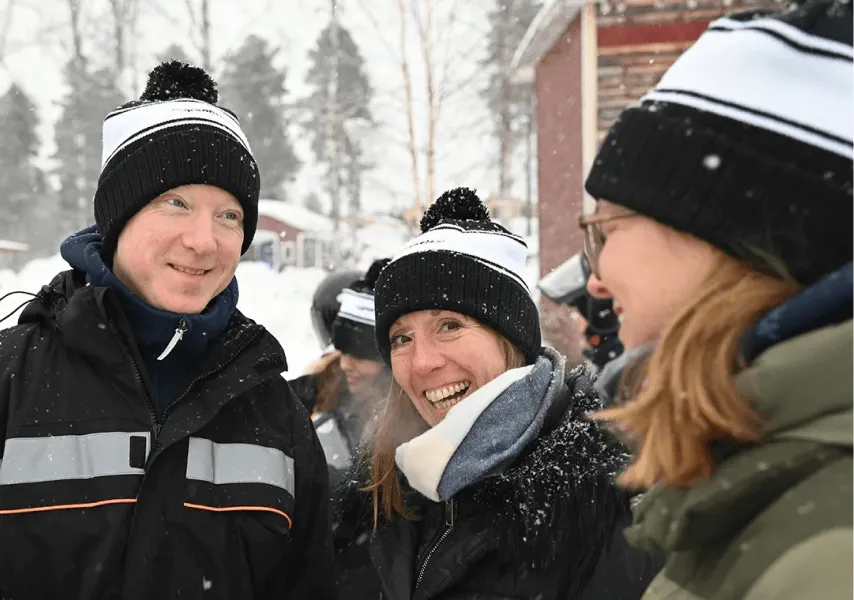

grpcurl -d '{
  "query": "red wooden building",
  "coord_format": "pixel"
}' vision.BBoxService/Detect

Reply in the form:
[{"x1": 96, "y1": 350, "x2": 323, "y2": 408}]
[{"x1": 247, "y1": 200, "x2": 338, "y2": 270}]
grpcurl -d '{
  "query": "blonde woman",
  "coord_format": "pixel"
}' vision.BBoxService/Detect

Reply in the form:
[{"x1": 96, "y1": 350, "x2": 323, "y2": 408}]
[{"x1": 581, "y1": 1, "x2": 853, "y2": 599}]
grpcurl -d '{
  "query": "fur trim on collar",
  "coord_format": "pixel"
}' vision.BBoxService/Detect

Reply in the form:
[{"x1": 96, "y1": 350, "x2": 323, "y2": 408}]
[{"x1": 471, "y1": 365, "x2": 631, "y2": 577}]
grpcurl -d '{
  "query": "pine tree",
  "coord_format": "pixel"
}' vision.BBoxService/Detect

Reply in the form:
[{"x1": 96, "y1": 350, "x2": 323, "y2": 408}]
[
  {"x1": 304, "y1": 191, "x2": 324, "y2": 215},
  {"x1": 218, "y1": 35, "x2": 299, "y2": 200},
  {"x1": 0, "y1": 84, "x2": 43, "y2": 243},
  {"x1": 302, "y1": 20, "x2": 374, "y2": 221},
  {"x1": 53, "y1": 61, "x2": 124, "y2": 234},
  {"x1": 343, "y1": 134, "x2": 369, "y2": 216},
  {"x1": 480, "y1": 0, "x2": 541, "y2": 196}
]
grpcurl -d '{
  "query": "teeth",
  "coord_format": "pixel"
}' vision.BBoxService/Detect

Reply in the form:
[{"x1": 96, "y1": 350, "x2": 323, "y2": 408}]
[
  {"x1": 425, "y1": 382, "x2": 470, "y2": 403},
  {"x1": 172, "y1": 265, "x2": 206, "y2": 276},
  {"x1": 434, "y1": 396, "x2": 465, "y2": 410}
]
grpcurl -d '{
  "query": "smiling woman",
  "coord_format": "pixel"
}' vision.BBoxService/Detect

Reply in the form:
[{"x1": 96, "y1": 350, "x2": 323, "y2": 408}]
[
  {"x1": 387, "y1": 310, "x2": 524, "y2": 426},
  {"x1": 344, "y1": 187, "x2": 663, "y2": 600},
  {"x1": 580, "y1": 2, "x2": 853, "y2": 599},
  {"x1": 581, "y1": 200, "x2": 718, "y2": 351}
]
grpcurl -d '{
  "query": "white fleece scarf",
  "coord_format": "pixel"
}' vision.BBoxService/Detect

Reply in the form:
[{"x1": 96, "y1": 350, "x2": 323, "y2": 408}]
[{"x1": 394, "y1": 364, "x2": 535, "y2": 502}]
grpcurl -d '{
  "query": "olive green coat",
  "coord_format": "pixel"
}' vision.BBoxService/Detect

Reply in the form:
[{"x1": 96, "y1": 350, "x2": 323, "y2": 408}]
[{"x1": 627, "y1": 320, "x2": 853, "y2": 600}]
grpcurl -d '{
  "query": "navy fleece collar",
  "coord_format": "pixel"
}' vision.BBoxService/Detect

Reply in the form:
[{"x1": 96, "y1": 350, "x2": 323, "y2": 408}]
[
  {"x1": 743, "y1": 262, "x2": 853, "y2": 361},
  {"x1": 59, "y1": 225, "x2": 238, "y2": 357}
]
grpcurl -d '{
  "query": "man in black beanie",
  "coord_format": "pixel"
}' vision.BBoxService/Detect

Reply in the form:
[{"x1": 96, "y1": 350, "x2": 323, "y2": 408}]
[{"x1": 0, "y1": 61, "x2": 334, "y2": 599}]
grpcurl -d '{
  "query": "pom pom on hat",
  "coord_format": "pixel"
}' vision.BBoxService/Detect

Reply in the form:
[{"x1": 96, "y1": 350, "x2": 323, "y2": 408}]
[
  {"x1": 351, "y1": 258, "x2": 391, "y2": 294},
  {"x1": 363, "y1": 258, "x2": 391, "y2": 290},
  {"x1": 95, "y1": 59, "x2": 258, "y2": 260},
  {"x1": 420, "y1": 187, "x2": 490, "y2": 232},
  {"x1": 140, "y1": 60, "x2": 218, "y2": 104},
  {"x1": 374, "y1": 186, "x2": 541, "y2": 366}
]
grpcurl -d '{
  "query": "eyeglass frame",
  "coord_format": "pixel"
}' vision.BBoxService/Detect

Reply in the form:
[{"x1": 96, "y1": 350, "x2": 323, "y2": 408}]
[{"x1": 577, "y1": 210, "x2": 638, "y2": 279}]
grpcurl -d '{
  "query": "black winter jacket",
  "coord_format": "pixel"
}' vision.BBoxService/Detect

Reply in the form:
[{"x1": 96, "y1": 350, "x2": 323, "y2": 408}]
[
  {"x1": 290, "y1": 373, "x2": 384, "y2": 600},
  {"x1": 345, "y1": 367, "x2": 663, "y2": 600},
  {"x1": 0, "y1": 270, "x2": 335, "y2": 600}
]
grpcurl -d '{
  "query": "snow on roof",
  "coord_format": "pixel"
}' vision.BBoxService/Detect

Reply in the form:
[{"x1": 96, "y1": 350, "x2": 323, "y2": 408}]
[
  {"x1": 511, "y1": 0, "x2": 588, "y2": 83},
  {"x1": 257, "y1": 199, "x2": 334, "y2": 233},
  {"x1": 0, "y1": 240, "x2": 30, "y2": 252}
]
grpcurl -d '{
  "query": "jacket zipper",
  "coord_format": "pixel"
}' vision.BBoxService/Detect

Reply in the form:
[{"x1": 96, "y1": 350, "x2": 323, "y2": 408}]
[
  {"x1": 106, "y1": 316, "x2": 161, "y2": 440},
  {"x1": 108, "y1": 316, "x2": 261, "y2": 455},
  {"x1": 154, "y1": 326, "x2": 263, "y2": 436},
  {"x1": 415, "y1": 499, "x2": 457, "y2": 588},
  {"x1": 157, "y1": 318, "x2": 188, "y2": 361}
]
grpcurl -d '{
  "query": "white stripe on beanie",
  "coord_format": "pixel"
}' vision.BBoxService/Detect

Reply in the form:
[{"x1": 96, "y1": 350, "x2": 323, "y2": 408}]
[
  {"x1": 336, "y1": 288, "x2": 376, "y2": 327},
  {"x1": 391, "y1": 223, "x2": 531, "y2": 293},
  {"x1": 101, "y1": 99, "x2": 253, "y2": 170},
  {"x1": 642, "y1": 14, "x2": 853, "y2": 159}
]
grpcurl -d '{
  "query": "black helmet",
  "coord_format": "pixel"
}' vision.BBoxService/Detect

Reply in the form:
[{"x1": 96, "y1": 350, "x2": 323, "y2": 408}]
[
  {"x1": 310, "y1": 270, "x2": 361, "y2": 349},
  {"x1": 538, "y1": 252, "x2": 623, "y2": 368},
  {"x1": 538, "y1": 252, "x2": 620, "y2": 337}
]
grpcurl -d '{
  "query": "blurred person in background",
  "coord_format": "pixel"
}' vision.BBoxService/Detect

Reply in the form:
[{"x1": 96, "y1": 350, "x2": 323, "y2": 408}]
[
  {"x1": 538, "y1": 251, "x2": 624, "y2": 371},
  {"x1": 581, "y1": 1, "x2": 853, "y2": 598},
  {"x1": 290, "y1": 258, "x2": 392, "y2": 600},
  {"x1": 342, "y1": 188, "x2": 661, "y2": 600},
  {"x1": 290, "y1": 258, "x2": 392, "y2": 475},
  {"x1": 310, "y1": 269, "x2": 363, "y2": 353},
  {"x1": 291, "y1": 267, "x2": 360, "y2": 415},
  {"x1": 0, "y1": 61, "x2": 334, "y2": 599}
]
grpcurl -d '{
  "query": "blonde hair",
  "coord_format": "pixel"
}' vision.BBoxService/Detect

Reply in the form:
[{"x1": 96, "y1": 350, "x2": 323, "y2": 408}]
[
  {"x1": 364, "y1": 331, "x2": 526, "y2": 527},
  {"x1": 594, "y1": 249, "x2": 800, "y2": 489}
]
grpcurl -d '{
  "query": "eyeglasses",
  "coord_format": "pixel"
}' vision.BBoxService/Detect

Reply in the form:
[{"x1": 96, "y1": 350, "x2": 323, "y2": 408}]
[{"x1": 577, "y1": 211, "x2": 638, "y2": 279}]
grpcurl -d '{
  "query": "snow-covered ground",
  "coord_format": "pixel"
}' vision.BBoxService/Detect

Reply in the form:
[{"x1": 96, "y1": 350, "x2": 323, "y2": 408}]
[
  {"x1": 0, "y1": 239, "x2": 540, "y2": 377},
  {"x1": 233, "y1": 262, "x2": 330, "y2": 373}
]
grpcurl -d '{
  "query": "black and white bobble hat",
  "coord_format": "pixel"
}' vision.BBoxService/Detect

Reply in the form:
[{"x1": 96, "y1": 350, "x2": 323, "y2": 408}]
[
  {"x1": 374, "y1": 188, "x2": 541, "y2": 365},
  {"x1": 586, "y1": 0, "x2": 853, "y2": 285},
  {"x1": 95, "y1": 61, "x2": 260, "y2": 258},
  {"x1": 331, "y1": 259, "x2": 390, "y2": 362}
]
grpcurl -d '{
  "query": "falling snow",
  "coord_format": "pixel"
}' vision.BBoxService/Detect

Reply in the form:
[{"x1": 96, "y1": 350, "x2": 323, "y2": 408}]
[{"x1": 703, "y1": 154, "x2": 722, "y2": 170}]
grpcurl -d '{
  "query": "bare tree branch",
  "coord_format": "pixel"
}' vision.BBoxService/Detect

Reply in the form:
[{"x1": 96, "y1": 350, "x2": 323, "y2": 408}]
[
  {"x1": 206, "y1": 0, "x2": 278, "y2": 65},
  {"x1": 127, "y1": 0, "x2": 142, "y2": 94},
  {"x1": 417, "y1": 0, "x2": 436, "y2": 205},
  {"x1": 183, "y1": 0, "x2": 198, "y2": 31},
  {"x1": 142, "y1": 1, "x2": 183, "y2": 29},
  {"x1": 0, "y1": 0, "x2": 18, "y2": 63},
  {"x1": 107, "y1": 0, "x2": 139, "y2": 95},
  {"x1": 179, "y1": 0, "x2": 210, "y2": 70},
  {"x1": 436, "y1": 34, "x2": 487, "y2": 93},
  {"x1": 200, "y1": 0, "x2": 210, "y2": 70},
  {"x1": 350, "y1": 0, "x2": 401, "y2": 64},
  {"x1": 395, "y1": 0, "x2": 423, "y2": 216},
  {"x1": 66, "y1": 0, "x2": 85, "y2": 66},
  {"x1": 408, "y1": 0, "x2": 440, "y2": 204}
]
